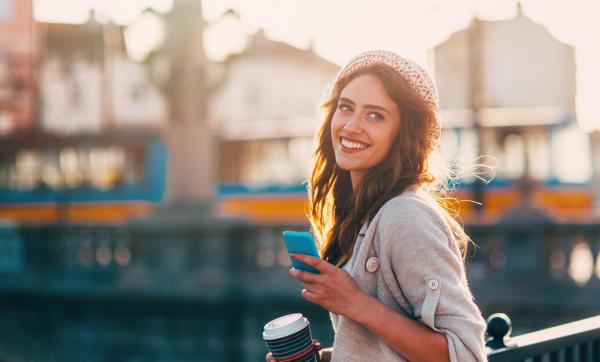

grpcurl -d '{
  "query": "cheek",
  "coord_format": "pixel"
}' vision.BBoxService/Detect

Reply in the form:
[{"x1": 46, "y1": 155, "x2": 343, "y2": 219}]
[
  {"x1": 377, "y1": 132, "x2": 398, "y2": 155},
  {"x1": 330, "y1": 121, "x2": 339, "y2": 145},
  {"x1": 330, "y1": 113, "x2": 343, "y2": 132},
  {"x1": 385, "y1": 124, "x2": 401, "y2": 148}
]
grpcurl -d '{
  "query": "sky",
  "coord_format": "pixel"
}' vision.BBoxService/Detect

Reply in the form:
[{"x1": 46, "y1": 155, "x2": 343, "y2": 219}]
[{"x1": 33, "y1": 0, "x2": 600, "y2": 131}]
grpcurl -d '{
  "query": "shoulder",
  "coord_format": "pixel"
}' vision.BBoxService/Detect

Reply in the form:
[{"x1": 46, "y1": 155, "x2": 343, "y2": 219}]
[
  {"x1": 375, "y1": 189, "x2": 453, "y2": 251},
  {"x1": 378, "y1": 189, "x2": 447, "y2": 229}
]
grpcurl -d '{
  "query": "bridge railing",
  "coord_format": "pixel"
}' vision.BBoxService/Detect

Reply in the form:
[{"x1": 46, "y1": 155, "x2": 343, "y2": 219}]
[
  {"x1": 1, "y1": 205, "x2": 600, "y2": 361},
  {"x1": 486, "y1": 313, "x2": 600, "y2": 361},
  {"x1": 463, "y1": 217, "x2": 600, "y2": 332}
]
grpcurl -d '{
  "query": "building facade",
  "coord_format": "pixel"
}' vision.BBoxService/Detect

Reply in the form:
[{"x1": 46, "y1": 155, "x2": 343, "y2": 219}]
[{"x1": 208, "y1": 30, "x2": 339, "y2": 186}]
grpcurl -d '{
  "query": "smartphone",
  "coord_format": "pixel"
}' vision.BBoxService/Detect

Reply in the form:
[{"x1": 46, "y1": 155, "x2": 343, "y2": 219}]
[{"x1": 282, "y1": 231, "x2": 320, "y2": 273}]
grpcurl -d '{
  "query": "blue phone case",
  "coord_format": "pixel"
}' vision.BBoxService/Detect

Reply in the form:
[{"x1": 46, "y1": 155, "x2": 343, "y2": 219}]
[{"x1": 282, "y1": 231, "x2": 320, "y2": 273}]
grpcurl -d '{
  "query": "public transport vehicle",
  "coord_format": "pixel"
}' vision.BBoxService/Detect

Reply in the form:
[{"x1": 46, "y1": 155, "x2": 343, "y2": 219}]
[
  {"x1": 0, "y1": 118, "x2": 595, "y2": 226},
  {"x1": 0, "y1": 131, "x2": 166, "y2": 224},
  {"x1": 216, "y1": 116, "x2": 597, "y2": 225}
]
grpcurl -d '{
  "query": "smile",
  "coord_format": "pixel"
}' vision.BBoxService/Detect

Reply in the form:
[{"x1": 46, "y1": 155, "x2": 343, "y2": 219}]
[{"x1": 340, "y1": 137, "x2": 369, "y2": 150}]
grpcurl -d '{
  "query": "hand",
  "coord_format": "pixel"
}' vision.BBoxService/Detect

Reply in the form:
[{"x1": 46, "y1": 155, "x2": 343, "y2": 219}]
[
  {"x1": 265, "y1": 339, "x2": 323, "y2": 362},
  {"x1": 289, "y1": 253, "x2": 368, "y2": 319}
]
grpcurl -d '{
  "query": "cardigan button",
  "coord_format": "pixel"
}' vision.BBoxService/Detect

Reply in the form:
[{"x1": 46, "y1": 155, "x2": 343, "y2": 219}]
[
  {"x1": 428, "y1": 279, "x2": 439, "y2": 290},
  {"x1": 366, "y1": 257, "x2": 379, "y2": 272}
]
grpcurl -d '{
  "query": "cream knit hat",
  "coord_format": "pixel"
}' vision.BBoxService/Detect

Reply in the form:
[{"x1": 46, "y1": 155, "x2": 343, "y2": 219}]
[{"x1": 335, "y1": 50, "x2": 439, "y2": 109}]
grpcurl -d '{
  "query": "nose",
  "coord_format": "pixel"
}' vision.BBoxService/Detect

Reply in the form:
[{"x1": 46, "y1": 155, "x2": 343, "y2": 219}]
[{"x1": 343, "y1": 113, "x2": 363, "y2": 134}]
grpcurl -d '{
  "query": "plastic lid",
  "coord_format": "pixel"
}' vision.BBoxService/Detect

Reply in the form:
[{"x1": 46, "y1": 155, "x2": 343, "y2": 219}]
[{"x1": 263, "y1": 313, "x2": 308, "y2": 340}]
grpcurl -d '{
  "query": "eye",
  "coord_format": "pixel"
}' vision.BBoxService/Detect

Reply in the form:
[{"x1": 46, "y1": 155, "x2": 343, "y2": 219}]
[
  {"x1": 367, "y1": 112, "x2": 384, "y2": 121},
  {"x1": 338, "y1": 103, "x2": 352, "y2": 112}
]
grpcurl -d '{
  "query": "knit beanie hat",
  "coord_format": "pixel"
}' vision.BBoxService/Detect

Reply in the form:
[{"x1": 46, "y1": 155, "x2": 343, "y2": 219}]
[{"x1": 335, "y1": 50, "x2": 439, "y2": 110}]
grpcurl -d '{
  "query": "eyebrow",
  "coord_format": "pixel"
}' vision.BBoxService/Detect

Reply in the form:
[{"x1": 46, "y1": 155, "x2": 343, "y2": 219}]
[{"x1": 338, "y1": 97, "x2": 391, "y2": 115}]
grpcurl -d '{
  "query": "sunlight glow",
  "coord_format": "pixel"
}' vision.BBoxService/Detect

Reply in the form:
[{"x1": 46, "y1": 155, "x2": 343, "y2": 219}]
[
  {"x1": 124, "y1": 11, "x2": 166, "y2": 61},
  {"x1": 34, "y1": 0, "x2": 173, "y2": 25},
  {"x1": 568, "y1": 241, "x2": 594, "y2": 286},
  {"x1": 33, "y1": 0, "x2": 600, "y2": 130},
  {"x1": 203, "y1": 11, "x2": 248, "y2": 62},
  {"x1": 34, "y1": 0, "x2": 92, "y2": 23},
  {"x1": 596, "y1": 251, "x2": 600, "y2": 279},
  {"x1": 553, "y1": 124, "x2": 593, "y2": 183}
]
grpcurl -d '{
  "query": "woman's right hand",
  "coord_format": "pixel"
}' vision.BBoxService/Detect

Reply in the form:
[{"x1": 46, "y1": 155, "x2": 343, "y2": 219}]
[{"x1": 265, "y1": 351, "x2": 276, "y2": 362}]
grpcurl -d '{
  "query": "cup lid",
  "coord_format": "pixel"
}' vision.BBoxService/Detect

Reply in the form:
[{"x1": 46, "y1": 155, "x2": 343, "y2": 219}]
[{"x1": 263, "y1": 313, "x2": 309, "y2": 340}]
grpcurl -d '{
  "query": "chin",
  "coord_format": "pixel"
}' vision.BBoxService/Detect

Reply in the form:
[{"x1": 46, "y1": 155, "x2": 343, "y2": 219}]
[
  {"x1": 334, "y1": 160, "x2": 351, "y2": 171},
  {"x1": 336, "y1": 162, "x2": 360, "y2": 173}
]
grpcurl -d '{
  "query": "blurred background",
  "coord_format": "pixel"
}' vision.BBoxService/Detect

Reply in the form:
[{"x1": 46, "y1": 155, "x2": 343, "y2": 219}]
[{"x1": 1, "y1": 0, "x2": 600, "y2": 361}]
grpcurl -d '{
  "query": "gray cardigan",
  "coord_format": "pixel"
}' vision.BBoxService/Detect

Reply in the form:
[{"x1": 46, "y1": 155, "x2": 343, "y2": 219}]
[{"x1": 330, "y1": 188, "x2": 488, "y2": 362}]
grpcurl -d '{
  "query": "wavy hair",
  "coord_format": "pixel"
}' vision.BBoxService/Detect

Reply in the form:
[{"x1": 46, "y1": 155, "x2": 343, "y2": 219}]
[{"x1": 307, "y1": 64, "x2": 471, "y2": 267}]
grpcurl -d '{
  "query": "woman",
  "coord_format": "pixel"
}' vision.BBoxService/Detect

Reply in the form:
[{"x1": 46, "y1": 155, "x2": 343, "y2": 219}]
[{"x1": 268, "y1": 50, "x2": 488, "y2": 362}]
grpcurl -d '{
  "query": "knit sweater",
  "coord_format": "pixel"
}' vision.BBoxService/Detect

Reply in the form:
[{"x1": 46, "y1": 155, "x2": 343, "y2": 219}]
[{"x1": 329, "y1": 188, "x2": 488, "y2": 362}]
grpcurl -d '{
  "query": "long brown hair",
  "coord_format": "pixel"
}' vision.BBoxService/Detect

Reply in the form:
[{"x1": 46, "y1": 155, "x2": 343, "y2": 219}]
[{"x1": 307, "y1": 64, "x2": 471, "y2": 267}]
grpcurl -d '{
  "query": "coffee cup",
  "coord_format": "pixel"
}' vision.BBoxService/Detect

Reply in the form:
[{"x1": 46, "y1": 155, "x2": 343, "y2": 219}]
[{"x1": 263, "y1": 313, "x2": 319, "y2": 362}]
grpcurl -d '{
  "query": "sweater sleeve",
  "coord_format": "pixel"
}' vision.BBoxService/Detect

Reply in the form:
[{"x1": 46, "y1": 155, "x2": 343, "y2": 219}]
[{"x1": 378, "y1": 198, "x2": 488, "y2": 362}]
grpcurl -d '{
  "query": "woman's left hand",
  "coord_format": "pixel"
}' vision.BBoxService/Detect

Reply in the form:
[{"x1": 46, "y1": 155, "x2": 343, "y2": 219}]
[{"x1": 289, "y1": 253, "x2": 368, "y2": 318}]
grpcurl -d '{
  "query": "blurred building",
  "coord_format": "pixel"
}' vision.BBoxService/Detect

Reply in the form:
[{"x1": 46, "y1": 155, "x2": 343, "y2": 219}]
[
  {"x1": 39, "y1": 20, "x2": 168, "y2": 133},
  {"x1": 0, "y1": 0, "x2": 37, "y2": 133},
  {"x1": 436, "y1": 12, "x2": 575, "y2": 119},
  {"x1": 209, "y1": 30, "x2": 339, "y2": 186},
  {"x1": 0, "y1": 8, "x2": 171, "y2": 224},
  {"x1": 435, "y1": 9, "x2": 592, "y2": 186},
  {"x1": 0, "y1": 0, "x2": 220, "y2": 224},
  {"x1": 1, "y1": 0, "x2": 168, "y2": 135}
]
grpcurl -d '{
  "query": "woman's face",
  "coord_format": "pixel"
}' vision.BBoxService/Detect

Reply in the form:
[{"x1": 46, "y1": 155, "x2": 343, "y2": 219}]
[{"x1": 331, "y1": 73, "x2": 401, "y2": 189}]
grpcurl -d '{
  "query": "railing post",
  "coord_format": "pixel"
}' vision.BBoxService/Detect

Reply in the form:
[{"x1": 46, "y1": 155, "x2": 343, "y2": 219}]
[{"x1": 486, "y1": 313, "x2": 514, "y2": 349}]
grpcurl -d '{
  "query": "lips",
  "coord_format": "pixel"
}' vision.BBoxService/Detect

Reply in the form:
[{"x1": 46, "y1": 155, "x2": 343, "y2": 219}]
[
  {"x1": 339, "y1": 137, "x2": 369, "y2": 156},
  {"x1": 340, "y1": 137, "x2": 369, "y2": 150}
]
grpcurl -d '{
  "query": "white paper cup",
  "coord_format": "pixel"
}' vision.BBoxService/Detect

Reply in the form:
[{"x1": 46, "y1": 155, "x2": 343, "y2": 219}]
[{"x1": 263, "y1": 313, "x2": 318, "y2": 362}]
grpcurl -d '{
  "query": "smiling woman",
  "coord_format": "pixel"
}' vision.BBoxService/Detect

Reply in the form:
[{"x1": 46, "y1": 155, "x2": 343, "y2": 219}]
[
  {"x1": 267, "y1": 50, "x2": 488, "y2": 362},
  {"x1": 330, "y1": 75, "x2": 402, "y2": 190}
]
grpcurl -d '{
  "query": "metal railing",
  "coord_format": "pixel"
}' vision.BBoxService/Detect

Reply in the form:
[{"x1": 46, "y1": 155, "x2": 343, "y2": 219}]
[
  {"x1": 486, "y1": 313, "x2": 600, "y2": 361},
  {"x1": 2, "y1": 206, "x2": 600, "y2": 361}
]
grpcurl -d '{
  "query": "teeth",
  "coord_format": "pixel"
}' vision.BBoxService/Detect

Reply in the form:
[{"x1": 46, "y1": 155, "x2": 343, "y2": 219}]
[{"x1": 341, "y1": 137, "x2": 367, "y2": 149}]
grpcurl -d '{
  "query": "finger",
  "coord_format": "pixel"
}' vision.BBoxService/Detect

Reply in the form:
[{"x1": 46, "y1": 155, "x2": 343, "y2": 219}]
[
  {"x1": 290, "y1": 253, "x2": 332, "y2": 273},
  {"x1": 289, "y1": 267, "x2": 321, "y2": 283},
  {"x1": 303, "y1": 281, "x2": 320, "y2": 294},
  {"x1": 301, "y1": 288, "x2": 320, "y2": 303}
]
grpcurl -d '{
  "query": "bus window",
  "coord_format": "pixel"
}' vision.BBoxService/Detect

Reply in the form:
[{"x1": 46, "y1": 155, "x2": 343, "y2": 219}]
[
  {"x1": 527, "y1": 133, "x2": 551, "y2": 181},
  {"x1": 287, "y1": 137, "x2": 312, "y2": 182},
  {"x1": 456, "y1": 128, "x2": 478, "y2": 183},
  {"x1": 502, "y1": 134, "x2": 525, "y2": 179},
  {"x1": 434, "y1": 129, "x2": 458, "y2": 185},
  {"x1": 89, "y1": 146, "x2": 126, "y2": 190},
  {"x1": 41, "y1": 152, "x2": 62, "y2": 189},
  {"x1": 13, "y1": 150, "x2": 42, "y2": 190},
  {"x1": 60, "y1": 148, "x2": 84, "y2": 188},
  {"x1": 245, "y1": 140, "x2": 290, "y2": 185},
  {"x1": 552, "y1": 124, "x2": 592, "y2": 183},
  {"x1": 436, "y1": 128, "x2": 481, "y2": 185},
  {"x1": 0, "y1": 160, "x2": 9, "y2": 188}
]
